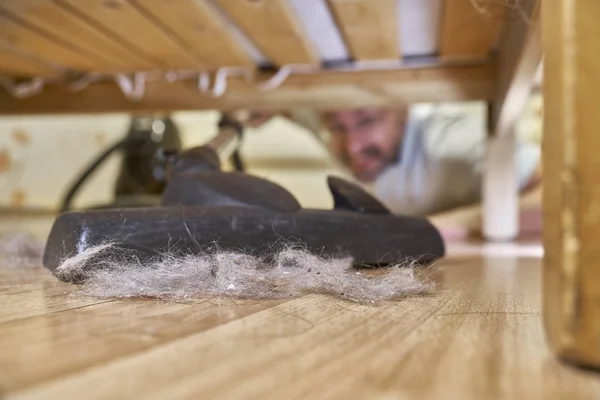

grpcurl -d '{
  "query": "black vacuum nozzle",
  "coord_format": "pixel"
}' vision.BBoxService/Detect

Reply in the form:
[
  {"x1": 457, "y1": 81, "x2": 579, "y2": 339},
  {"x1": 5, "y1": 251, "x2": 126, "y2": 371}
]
[
  {"x1": 43, "y1": 172, "x2": 444, "y2": 273},
  {"x1": 44, "y1": 117, "x2": 445, "y2": 275}
]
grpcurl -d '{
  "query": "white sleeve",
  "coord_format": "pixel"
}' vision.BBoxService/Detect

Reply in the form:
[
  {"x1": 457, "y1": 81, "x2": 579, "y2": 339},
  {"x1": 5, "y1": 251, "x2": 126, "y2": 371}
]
[
  {"x1": 423, "y1": 105, "x2": 540, "y2": 192},
  {"x1": 421, "y1": 106, "x2": 487, "y2": 185}
]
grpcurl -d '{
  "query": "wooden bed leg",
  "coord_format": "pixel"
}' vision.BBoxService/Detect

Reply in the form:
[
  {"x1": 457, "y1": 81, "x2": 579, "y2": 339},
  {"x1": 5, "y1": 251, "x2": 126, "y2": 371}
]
[
  {"x1": 542, "y1": 0, "x2": 600, "y2": 368},
  {"x1": 483, "y1": 125, "x2": 519, "y2": 242},
  {"x1": 482, "y1": 1, "x2": 542, "y2": 242}
]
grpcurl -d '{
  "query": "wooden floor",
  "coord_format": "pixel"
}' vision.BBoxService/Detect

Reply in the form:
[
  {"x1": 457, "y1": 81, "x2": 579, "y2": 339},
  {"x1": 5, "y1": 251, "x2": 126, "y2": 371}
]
[{"x1": 1, "y1": 229, "x2": 600, "y2": 399}]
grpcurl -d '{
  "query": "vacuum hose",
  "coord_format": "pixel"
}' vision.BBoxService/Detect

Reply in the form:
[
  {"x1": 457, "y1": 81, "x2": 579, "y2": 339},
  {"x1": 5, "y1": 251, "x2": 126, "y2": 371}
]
[
  {"x1": 59, "y1": 136, "x2": 149, "y2": 213},
  {"x1": 59, "y1": 114, "x2": 245, "y2": 213}
]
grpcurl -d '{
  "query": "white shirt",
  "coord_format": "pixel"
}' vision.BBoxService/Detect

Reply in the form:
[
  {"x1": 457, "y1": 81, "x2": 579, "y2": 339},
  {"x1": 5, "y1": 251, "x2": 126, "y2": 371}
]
[
  {"x1": 290, "y1": 104, "x2": 541, "y2": 216},
  {"x1": 374, "y1": 104, "x2": 540, "y2": 216}
]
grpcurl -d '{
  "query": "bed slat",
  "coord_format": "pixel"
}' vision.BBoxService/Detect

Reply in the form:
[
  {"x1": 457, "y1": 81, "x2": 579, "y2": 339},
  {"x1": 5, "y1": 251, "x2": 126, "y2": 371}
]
[
  {"x1": 439, "y1": 0, "x2": 506, "y2": 59},
  {"x1": 216, "y1": 0, "x2": 319, "y2": 66},
  {"x1": 0, "y1": 12, "x2": 100, "y2": 71},
  {"x1": 326, "y1": 0, "x2": 400, "y2": 61},
  {"x1": 131, "y1": 0, "x2": 254, "y2": 69},
  {"x1": 0, "y1": 46, "x2": 61, "y2": 77},
  {"x1": 59, "y1": 0, "x2": 203, "y2": 69},
  {"x1": 0, "y1": 0, "x2": 154, "y2": 71}
]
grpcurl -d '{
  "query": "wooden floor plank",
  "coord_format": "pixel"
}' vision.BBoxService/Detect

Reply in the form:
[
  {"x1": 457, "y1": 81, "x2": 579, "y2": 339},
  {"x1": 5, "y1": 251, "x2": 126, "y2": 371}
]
[
  {"x1": 0, "y1": 296, "x2": 288, "y2": 393},
  {"x1": 2, "y1": 253, "x2": 599, "y2": 399},
  {"x1": 2, "y1": 217, "x2": 598, "y2": 399},
  {"x1": 3, "y1": 294, "x2": 452, "y2": 399},
  {"x1": 0, "y1": 270, "x2": 112, "y2": 324},
  {"x1": 0, "y1": 270, "x2": 58, "y2": 288}
]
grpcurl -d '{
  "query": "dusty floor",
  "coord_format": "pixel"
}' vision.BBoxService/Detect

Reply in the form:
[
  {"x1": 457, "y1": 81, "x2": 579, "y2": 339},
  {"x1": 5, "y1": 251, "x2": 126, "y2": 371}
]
[{"x1": 1, "y1": 218, "x2": 599, "y2": 399}]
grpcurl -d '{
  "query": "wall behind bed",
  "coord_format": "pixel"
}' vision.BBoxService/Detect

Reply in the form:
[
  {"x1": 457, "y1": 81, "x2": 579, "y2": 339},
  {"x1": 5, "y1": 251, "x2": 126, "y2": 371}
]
[
  {"x1": 0, "y1": 110, "x2": 350, "y2": 212},
  {"x1": 0, "y1": 97, "x2": 541, "y2": 213}
]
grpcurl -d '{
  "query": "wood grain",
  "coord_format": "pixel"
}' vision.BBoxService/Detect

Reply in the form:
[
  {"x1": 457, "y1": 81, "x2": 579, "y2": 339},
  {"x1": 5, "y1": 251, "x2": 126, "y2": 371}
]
[
  {"x1": 0, "y1": 0, "x2": 153, "y2": 71},
  {"x1": 491, "y1": 1, "x2": 542, "y2": 136},
  {"x1": 326, "y1": 0, "x2": 400, "y2": 61},
  {"x1": 0, "y1": 63, "x2": 496, "y2": 114},
  {"x1": 0, "y1": 46, "x2": 61, "y2": 77},
  {"x1": 542, "y1": 0, "x2": 600, "y2": 368},
  {"x1": 439, "y1": 0, "x2": 507, "y2": 59},
  {"x1": 0, "y1": 270, "x2": 112, "y2": 324},
  {"x1": 2, "y1": 245, "x2": 600, "y2": 399},
  {"x1": 216, "y1": 0, "x2": 319, "y2": 66},
  {"x1": 131, "y1": 0, "x2": 254, "y2": 69},
  {"x1": 0, "y1": 12, "x2": 100, "y2": 71},
  {"x1": 0, "y1": 295, "x2": 286, "y2": 392},
  {"x1": 58, "y1": 0, "x2": 202, "y2": 69}
]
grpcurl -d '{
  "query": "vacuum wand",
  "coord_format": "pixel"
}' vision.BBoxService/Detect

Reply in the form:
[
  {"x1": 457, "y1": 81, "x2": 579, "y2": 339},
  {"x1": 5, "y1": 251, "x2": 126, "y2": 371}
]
[
  {"x1": 159, "y1": 113, "x2": 245, "y2": 180},
  {"x1": 206, "y1": 114, "x2": 243, "y2": 162}
]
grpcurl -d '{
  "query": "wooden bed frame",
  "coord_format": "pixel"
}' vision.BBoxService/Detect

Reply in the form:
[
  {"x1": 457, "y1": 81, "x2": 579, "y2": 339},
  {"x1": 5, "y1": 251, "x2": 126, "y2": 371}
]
[
  {"x1": 4, "y1": 0, "x2": 599, "y2": 370},
  {"x1": 0, "y1": 0, "x2": 542, "y2": 240},
  {"x1": 0, "y1": 0, "x2": 538, "y2": 114},
  {"x1": 0, "y1": 0, "x2": 542, "y2": 235}
]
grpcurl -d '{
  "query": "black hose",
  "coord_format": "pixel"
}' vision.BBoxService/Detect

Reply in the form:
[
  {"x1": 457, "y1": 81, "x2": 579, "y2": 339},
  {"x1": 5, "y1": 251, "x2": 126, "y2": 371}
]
[
  {"x1": 61, "y1": 115, "x2": 245, "y2": 213},
  {"x1": 231, "y1": 150, "x2": 245, "y2": 172},
  {"x1": 59, "y1": 137, "x2": 131, "y2": 213},
  {"x1": 218, "y1": 113, "x2": 245, "y2": 172}
]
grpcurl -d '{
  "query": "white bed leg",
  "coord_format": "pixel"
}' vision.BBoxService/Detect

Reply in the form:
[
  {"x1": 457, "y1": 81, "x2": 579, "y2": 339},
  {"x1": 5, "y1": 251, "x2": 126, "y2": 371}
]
[{"x1": 483, "y1": 129, "x2": 519, "y2": 241}]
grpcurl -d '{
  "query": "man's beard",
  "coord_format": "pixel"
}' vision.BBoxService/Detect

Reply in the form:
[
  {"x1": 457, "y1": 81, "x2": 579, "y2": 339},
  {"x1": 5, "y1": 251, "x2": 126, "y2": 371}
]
[
  {"x1": 360, "y1": 146, "x2": 384, "y2": 159},
  {"x1": 342, "y1": 146, "x2": 385, "y2": 165},
  {"x1": 343, "y1": 146, "x2": 386, "y2": 182}
]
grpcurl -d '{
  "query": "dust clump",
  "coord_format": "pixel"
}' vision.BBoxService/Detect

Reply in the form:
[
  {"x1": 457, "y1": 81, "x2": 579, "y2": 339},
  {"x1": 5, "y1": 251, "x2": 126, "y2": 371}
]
[
  {"x1": 0, "y1": 232, "x2": 43, "y2": 269},
  {"x1": 54, "y1": 243, "x2": 436, "y2": 304}
]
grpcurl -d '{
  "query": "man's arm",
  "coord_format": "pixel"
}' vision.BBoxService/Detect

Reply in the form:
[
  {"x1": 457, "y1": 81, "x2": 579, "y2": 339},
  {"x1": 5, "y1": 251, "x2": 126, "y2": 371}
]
[
  {"x1": 428, "y1": 165, "x2": 542, "y2": 240},
  {"x1": 245, "y1": 111, "x2": 289, "y2": 128},
  {"x1": 415, "y1": 105, "x2": 543, "y2": 239}
]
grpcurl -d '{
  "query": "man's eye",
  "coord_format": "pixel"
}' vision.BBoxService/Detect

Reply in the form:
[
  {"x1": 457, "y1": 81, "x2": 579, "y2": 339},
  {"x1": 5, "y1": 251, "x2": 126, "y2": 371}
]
[
  {"x1": 357, "y1": 118, "x2": 376, "y2": 128},
  {"x1": 330, "y1": 125, "x2": 345, "y2": 134}
]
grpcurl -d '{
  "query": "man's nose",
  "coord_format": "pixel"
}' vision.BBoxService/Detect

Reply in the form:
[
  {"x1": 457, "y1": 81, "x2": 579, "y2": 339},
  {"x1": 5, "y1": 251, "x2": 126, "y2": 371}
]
[{"x1": 346, "y1": 132, "x2": 366, "y2": 156}]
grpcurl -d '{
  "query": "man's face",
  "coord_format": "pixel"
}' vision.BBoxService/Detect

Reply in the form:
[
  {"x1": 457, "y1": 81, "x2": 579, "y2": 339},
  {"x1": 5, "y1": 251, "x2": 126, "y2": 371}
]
[{"x1": 323, "y1": 108, "x2": 406, "y2": 182}]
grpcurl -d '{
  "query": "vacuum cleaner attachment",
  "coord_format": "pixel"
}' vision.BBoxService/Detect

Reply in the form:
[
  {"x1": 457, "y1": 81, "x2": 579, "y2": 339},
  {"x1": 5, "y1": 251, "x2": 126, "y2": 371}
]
[
  {"x1": 59, "y1": 115, "x2": 183, "y2": 213},
  {"x1": 43, "y1": 115, "x2": 445, "y2": 277}
]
